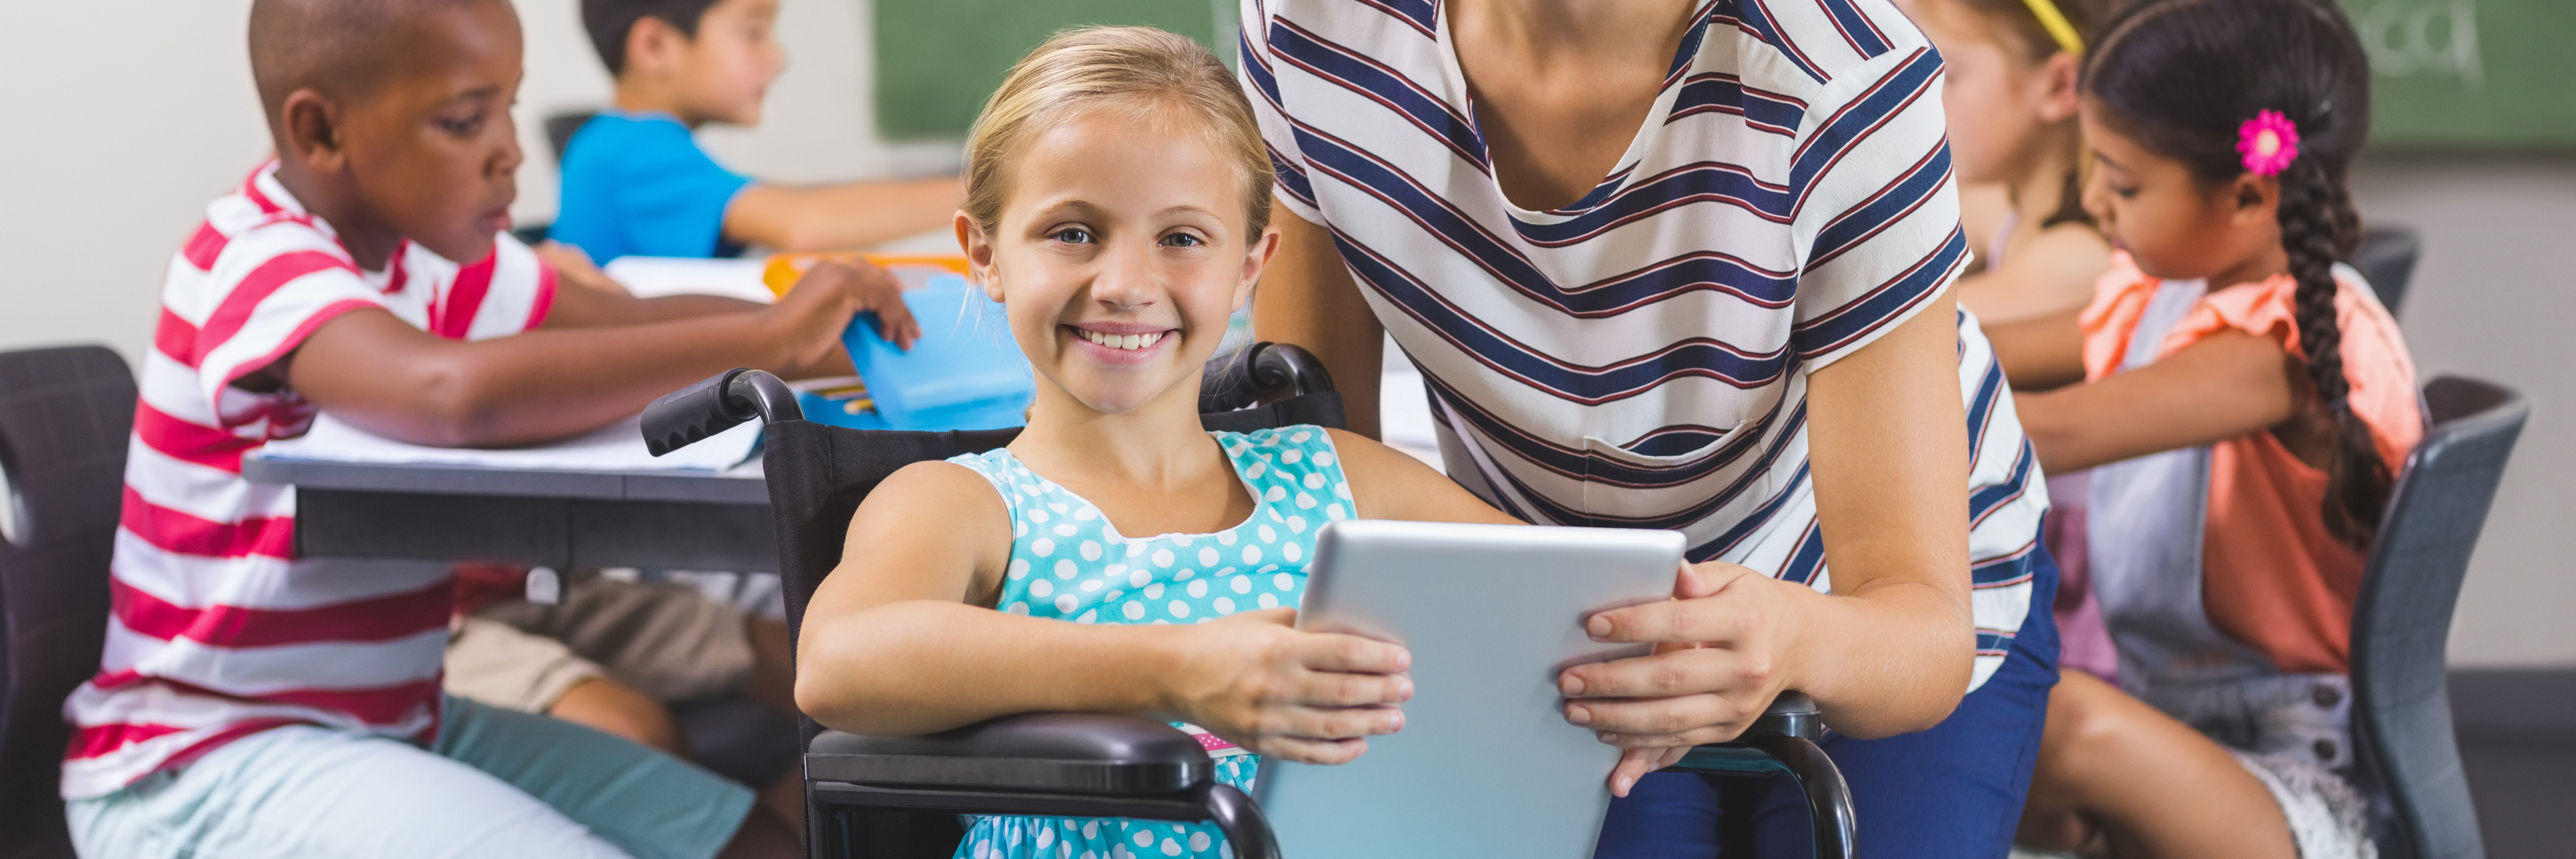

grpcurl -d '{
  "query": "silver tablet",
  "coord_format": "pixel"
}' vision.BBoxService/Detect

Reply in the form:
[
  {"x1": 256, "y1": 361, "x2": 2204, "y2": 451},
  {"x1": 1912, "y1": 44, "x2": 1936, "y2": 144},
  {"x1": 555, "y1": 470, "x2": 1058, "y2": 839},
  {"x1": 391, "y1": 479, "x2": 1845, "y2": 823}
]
[{"x1": 1254, "y1": 519, "x2": 1686, "y2": 858}]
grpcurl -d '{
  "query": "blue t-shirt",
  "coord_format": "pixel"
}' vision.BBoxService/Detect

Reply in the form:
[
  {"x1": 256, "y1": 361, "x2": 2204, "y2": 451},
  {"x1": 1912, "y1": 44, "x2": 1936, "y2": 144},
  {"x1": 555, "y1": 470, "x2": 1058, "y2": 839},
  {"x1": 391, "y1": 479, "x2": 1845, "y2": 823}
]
[{"x1": 550, "y1": 111, "x2": 752, "y2": 263}]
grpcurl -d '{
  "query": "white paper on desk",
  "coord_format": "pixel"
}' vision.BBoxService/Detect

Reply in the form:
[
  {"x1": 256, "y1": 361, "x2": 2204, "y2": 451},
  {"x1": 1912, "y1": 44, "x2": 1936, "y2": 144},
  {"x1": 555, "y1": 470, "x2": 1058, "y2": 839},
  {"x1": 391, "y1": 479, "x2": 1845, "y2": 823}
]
[
  {"x1": 601, "y1": 257, "x2": 774, "y2": 303},
  {"x1": 261, "y1": 413, "x2": 760, "y2": 472}
]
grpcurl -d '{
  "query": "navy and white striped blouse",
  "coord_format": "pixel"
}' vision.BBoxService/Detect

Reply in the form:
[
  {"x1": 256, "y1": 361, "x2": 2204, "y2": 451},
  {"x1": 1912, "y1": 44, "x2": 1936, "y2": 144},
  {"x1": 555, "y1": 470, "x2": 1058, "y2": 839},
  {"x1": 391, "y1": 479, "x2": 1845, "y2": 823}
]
[{"x1": 1240, "y1": 0, "x2": 2045, "y2": 688}]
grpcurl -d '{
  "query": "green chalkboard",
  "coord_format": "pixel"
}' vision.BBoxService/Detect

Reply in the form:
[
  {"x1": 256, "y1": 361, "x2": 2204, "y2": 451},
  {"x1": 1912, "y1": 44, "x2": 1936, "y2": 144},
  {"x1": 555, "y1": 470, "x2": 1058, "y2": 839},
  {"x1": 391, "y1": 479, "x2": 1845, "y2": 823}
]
[
  {"x1": 2336, "y1": 0, "x2": 2576, "y2": 149},
  {"x1": 874, "y1": 0, "x2": 1230, "y2": 141},
  {"x1": 872, "y1": 0, "x2": 2571, "y2": 148}
]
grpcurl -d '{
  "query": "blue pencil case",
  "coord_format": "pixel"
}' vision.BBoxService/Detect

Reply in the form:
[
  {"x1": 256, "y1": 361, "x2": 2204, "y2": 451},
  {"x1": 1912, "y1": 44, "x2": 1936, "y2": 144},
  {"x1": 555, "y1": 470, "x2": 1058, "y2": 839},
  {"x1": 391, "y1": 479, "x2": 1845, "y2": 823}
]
[{"x1": 834, "y1": 274, "x2": 1034, "y2": 432}]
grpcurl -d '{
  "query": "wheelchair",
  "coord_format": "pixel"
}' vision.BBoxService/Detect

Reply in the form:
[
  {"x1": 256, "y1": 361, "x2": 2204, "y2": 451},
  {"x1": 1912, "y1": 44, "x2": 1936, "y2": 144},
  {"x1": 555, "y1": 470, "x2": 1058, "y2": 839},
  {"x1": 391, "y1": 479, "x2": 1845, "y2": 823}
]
[{"x1": 641, "y1": 342, "x2": 1858, "y2": 859}]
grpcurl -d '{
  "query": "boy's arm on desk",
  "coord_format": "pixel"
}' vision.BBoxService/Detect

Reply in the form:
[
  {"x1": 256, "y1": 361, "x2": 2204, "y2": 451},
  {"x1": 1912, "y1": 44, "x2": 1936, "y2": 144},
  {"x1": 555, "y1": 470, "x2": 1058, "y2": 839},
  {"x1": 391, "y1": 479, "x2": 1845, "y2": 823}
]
[
  {"x1": 259, "y1": 264, "x2": 882, "y2": 448},
  {"x1": 535, "y1": 239, "x2": 909, "y2": 347},
  {"x1": 723, "y1": 176, "x2": 962, "y2": 253}
]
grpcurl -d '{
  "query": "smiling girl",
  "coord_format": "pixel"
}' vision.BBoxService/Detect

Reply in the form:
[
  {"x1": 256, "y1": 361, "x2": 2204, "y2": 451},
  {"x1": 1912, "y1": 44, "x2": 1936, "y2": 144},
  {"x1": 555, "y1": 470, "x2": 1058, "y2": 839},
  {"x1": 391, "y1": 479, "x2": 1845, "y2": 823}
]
[
  {"x1": 1994, "y1": 1, "x2": 2419, "y2": 856},
  {"x1": 786, "y1": 27, "x2": 1588, "y2": 859}
]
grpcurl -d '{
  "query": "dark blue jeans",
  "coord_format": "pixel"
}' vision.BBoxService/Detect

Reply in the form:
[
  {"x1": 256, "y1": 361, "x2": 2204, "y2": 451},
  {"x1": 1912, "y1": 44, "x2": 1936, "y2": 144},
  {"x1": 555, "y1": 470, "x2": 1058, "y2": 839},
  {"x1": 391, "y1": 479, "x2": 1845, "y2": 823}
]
[{"x1": 1593, "y1": 541, "x2": 2063, "y2": 858}]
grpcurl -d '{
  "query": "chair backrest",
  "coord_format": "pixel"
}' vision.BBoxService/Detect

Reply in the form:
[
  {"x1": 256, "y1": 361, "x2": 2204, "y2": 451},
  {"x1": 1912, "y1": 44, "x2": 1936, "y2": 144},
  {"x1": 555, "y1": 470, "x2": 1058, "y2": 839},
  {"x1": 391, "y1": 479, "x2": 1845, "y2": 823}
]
[
  {"x1": 544, "y1": 111, "x2": 599, "y2": 166},
  {"x1": 0, "y1": 346, "x2": 136, "y2": 859},
  {"x1": 2350, "y1": 225, "x2": 2423, "y2": 318},
  {"x1": 2350, "y1": 375, "x2": 2527, "y2": 859},
  {"x1": 762, "y1": 391, "x2": 1344, "y2": 746}
]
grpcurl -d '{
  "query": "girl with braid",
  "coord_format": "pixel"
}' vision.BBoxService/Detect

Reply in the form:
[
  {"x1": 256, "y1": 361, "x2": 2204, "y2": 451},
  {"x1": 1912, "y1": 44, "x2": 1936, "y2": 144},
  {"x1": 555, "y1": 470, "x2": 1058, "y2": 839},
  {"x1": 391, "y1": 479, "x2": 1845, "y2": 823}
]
[{"x1": 1996, "y1": 0, "x2": 2418, "y2": 856}]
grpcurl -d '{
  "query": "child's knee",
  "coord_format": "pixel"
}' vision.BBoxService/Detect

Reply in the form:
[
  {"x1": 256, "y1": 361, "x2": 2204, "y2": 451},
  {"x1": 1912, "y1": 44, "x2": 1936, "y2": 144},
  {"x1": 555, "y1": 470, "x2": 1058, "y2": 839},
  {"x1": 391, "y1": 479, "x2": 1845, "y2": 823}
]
[{"x1": 549, "y1": 676, "x2": 685, "y2": 755}]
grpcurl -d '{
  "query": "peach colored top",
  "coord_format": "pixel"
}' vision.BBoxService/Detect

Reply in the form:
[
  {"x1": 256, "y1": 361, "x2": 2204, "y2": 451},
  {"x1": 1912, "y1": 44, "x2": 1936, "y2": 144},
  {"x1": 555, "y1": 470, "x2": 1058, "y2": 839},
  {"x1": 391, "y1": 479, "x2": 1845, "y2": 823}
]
[{"x1": 2079, "y1": 253, "x2": 2423, "y2": 674}]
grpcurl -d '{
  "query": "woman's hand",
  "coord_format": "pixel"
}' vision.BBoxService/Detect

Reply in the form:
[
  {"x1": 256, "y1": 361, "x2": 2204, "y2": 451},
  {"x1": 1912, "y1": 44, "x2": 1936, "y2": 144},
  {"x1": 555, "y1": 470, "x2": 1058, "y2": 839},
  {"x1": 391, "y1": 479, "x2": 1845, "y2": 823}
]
[
  {"x1": 1163, "y1": 608, "x2": 1414, "y2": 764},
  {"x1": 1560, "y1": 561, "x2": 1813, "y2": 796},
  {"x1": 764, "y1": 259, "x2": 922, "y2": 363}
]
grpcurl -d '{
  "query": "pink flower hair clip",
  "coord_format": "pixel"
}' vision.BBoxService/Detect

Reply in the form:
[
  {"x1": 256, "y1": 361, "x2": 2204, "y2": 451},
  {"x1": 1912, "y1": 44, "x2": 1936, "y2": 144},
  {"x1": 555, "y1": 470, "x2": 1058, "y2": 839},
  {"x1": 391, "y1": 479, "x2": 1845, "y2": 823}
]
[{"x1": 2237, "y1": 110, "x2": 2301, "y2": 176}]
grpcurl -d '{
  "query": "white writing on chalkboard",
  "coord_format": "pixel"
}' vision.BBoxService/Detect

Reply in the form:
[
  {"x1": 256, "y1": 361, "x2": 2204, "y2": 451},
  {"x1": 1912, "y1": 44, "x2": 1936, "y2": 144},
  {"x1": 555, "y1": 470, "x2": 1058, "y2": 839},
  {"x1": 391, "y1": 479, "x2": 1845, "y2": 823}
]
[{"x1": 2357, "y1": 0, "x2": 2485, "y2": 91}]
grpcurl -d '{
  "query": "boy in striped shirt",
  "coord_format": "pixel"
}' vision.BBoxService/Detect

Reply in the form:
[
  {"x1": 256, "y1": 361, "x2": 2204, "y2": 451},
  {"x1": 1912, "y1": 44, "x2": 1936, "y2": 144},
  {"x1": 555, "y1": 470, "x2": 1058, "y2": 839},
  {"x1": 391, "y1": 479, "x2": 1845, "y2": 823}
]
[{"x1": 57, "y1": 1, "x2": 905, "y2": 856}]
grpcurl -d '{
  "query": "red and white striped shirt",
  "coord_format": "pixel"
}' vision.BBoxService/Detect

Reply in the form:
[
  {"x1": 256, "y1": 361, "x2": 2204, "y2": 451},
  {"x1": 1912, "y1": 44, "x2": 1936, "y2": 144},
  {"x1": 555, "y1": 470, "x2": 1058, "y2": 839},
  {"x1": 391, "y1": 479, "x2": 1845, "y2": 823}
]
[{"x1": 59, "y1": 163, "x2": 556, "y2": 798}]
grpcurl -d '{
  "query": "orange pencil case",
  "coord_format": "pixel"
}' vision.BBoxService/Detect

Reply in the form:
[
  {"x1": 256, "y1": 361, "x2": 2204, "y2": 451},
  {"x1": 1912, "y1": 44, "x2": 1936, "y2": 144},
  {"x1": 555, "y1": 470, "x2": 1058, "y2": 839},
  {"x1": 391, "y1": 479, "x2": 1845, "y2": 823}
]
[{"x1": 761, "y1": 253, "x2": 971, "y2": 298}]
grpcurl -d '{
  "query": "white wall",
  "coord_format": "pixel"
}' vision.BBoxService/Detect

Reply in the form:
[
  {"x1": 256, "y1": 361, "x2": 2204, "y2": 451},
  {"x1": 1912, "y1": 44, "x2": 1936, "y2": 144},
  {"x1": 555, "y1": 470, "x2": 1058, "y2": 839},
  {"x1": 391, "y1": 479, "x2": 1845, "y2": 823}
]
[
  {"x1": 2353, "y1": 156, "x2": 2576, "y2": 666},
  {"x1": 0, "y1": 0, "x2": 941, "y2": 364},
  {"x1": 0, "y1": 1, "x2": 2565, "y2": 664}
]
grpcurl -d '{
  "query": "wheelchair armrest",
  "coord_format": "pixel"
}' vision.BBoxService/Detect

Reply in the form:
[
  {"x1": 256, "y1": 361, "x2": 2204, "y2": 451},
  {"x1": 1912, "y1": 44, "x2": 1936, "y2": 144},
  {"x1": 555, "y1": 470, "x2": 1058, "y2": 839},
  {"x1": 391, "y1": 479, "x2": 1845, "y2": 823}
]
[
  {"x1": 804, "y1": 713, "x2": 1212, "y2": 796},
  {"x1": 1746, "y1": 690, "x2": 1823, "y2": 741}
]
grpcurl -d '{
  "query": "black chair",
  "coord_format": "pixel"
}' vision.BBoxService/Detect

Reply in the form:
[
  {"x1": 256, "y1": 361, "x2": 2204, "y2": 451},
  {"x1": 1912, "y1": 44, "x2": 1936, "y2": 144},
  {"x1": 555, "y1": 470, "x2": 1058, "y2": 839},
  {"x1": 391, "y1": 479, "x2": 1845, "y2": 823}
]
[
  {"x1": 545, "y1": 110, "x2": 601, "y2": 166},
  {"x1": 509, "y1": 111, "x2": 605, "y2": 247},
  {"x1": 2351, "y1": 375, "x2": 2528, "y2": 859},
  {"x1": 2349, "y1": 225, "x2": 2422, "y2": 319},
  {"x1": 0, "y1": 346, "x2": 137, "y2": 859},
  {"x1": 644, "y1": 342, "x2": 1854, "y2": 858}
]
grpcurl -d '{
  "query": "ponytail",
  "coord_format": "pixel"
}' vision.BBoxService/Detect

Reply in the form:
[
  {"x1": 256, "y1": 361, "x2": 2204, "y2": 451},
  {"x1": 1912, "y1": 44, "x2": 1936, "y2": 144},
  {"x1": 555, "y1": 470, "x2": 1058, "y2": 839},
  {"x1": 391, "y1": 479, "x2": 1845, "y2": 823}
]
[{"x1": 2275, "y1": 157, "x2": 2389, "y2": 546}]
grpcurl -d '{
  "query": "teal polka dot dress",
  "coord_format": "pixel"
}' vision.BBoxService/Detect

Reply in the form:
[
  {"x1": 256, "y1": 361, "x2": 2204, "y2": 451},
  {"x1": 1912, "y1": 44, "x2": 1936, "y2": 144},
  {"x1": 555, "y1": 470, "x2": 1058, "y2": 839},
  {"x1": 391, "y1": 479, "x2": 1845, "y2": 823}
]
[{"x1": 946, "y1": 425, "x2": 1354, "y2": 859}]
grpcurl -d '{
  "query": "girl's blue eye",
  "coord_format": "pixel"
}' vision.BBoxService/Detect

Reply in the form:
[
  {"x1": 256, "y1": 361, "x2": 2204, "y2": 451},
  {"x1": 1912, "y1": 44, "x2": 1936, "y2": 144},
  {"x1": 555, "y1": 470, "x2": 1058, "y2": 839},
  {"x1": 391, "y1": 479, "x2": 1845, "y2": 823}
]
[
  {"x1": 1052, "y1": 227, "x2": 1092, "y2": 244},
  {"x1": 1161, "y1": 233, "x2": 1204, "y2": 248}
]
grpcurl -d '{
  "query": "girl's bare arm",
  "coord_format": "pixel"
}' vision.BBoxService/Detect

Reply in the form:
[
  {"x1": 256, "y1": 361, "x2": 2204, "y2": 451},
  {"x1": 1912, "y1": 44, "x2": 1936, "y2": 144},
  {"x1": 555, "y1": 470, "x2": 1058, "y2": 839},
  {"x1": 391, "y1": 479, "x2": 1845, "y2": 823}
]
[
  {"x1": 1325, "y1": 429, "x2": 1524, "y2": 526},
  {"x1": 2014, "y1": 329, "x2": 2299, "y2": 474},
  {"x1": 793, "y1": 460, "x2": 1412, "y2": 762}
]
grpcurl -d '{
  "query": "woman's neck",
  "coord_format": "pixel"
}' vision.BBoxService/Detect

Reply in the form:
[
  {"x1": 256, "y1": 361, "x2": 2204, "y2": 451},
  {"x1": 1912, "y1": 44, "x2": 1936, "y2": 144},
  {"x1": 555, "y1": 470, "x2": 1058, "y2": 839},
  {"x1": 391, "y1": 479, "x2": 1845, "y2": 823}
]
[{"x1": 1452, "y1": 0, "x2": 1697, "y2": 61}]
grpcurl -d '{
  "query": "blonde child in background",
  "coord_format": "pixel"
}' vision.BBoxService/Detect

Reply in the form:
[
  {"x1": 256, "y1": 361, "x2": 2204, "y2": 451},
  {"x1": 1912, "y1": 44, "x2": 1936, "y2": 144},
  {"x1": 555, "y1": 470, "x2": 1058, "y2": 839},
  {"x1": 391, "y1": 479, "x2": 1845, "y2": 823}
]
[
  {"x1": 1898, "y1": 0, "x2": 2117, "y2": 325},
  {"x1": 2001, "y1": 0, "x2": 2417, "y2": 856},
  {"x1": 1899, "y1": 0, "x2": 2126, "y2": 684}
]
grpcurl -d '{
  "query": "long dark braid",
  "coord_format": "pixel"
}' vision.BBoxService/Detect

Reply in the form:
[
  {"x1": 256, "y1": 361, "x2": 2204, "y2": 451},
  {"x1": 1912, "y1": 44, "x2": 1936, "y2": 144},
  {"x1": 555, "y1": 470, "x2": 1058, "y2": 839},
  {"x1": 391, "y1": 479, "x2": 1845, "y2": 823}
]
[
  {"x1": 2085, "y1": 0, "x2": 2390, "y2": 546},
  {"x1": 2277, "y1": 156, "x2": 2390, "y2": 544}
]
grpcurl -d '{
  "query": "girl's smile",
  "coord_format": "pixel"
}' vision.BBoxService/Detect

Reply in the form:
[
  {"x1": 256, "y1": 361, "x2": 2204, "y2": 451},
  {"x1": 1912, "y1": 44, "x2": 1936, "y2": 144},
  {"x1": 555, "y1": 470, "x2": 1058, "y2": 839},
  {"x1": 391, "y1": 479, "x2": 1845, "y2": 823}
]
[{"x1": 1066, "y1": 322, "x2": 1176, "y2": 364}]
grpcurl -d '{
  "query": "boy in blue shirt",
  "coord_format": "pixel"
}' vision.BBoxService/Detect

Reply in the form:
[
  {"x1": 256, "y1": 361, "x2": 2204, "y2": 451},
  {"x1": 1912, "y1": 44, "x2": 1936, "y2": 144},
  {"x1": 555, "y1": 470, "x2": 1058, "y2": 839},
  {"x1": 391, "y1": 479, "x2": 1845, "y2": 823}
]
[{"x1": 554, "y1": 0, "x2": 958, "y2": 263}]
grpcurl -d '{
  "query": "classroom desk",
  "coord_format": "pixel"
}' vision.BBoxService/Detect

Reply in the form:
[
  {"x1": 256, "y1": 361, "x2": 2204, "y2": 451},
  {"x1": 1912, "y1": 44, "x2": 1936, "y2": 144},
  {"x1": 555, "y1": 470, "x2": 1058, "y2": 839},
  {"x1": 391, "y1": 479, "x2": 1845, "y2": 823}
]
[{"x1": 241, "y1": 451, "x2": 778, "y2": 572}]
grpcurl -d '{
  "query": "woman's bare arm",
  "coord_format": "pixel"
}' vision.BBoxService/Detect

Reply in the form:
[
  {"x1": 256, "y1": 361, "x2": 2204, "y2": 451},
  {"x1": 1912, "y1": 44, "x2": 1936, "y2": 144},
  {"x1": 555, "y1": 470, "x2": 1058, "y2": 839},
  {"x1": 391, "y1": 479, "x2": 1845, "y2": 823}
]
[
  {"x1": 1327, "y1": 429, "x2": 1521, "y2": 525},
  {"x1": 1565, "y1": 293, "x2": 1978, "y2": 742},
  {"x1": 1255, "y1": 206, "x2": 1386, "y2": 438}
]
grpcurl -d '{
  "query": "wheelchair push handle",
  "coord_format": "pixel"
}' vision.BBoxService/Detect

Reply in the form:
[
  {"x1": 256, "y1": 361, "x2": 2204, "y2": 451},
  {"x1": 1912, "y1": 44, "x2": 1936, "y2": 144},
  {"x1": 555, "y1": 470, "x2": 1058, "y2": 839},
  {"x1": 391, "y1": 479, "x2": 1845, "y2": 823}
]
[{"x1": 643, "y1": 369, "x2": 803, "y2": 457}]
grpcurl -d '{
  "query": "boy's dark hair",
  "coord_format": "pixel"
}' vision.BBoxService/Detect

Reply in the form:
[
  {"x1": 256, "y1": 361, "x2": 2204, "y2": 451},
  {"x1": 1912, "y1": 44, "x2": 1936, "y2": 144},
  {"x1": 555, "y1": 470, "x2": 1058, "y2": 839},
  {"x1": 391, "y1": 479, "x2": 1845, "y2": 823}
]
[
  {"x1": 249, "y1": 0, "x2": 496, "y2": 129},
  {"x1": 2084, "y1": 0, "x2": 2389, "y2": 546},
  {"x1": 582, "y1": 0, "x2": 723, "y2": 75}
]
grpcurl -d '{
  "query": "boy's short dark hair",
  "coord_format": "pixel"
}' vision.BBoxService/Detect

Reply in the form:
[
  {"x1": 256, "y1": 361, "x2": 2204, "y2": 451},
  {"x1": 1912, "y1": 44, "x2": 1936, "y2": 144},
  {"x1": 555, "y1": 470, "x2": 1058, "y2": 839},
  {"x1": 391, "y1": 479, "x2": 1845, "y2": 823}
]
[
  {"x1": 581, "y1": 0, "x2": 724, "y2": 75},
  {"x1": 250, "y1": 0, "x2": 494, "y2": 129}
]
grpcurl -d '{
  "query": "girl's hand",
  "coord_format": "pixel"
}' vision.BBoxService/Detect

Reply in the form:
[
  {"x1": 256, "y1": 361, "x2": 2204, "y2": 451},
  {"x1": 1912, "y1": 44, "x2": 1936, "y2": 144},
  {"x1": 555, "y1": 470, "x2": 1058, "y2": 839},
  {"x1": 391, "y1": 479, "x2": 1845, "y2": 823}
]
[
  {"x1": 1560, "y1": 561, "x2": 1808, "y2": 796},
  {"x1": 765, "y1": 259, "x2": 922, "y2": 363},
  {"x1": 1165, "y1": 608, "x2": 1414, "y2": 765}
]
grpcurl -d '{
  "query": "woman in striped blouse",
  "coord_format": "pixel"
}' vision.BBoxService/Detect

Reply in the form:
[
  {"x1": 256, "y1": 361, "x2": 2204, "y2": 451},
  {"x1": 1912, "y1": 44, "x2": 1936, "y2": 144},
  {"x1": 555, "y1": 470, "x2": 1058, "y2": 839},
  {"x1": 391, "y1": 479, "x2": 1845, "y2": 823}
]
[{"x1": 1240, "y1": 0, "x2": 2058, "y2": 854}]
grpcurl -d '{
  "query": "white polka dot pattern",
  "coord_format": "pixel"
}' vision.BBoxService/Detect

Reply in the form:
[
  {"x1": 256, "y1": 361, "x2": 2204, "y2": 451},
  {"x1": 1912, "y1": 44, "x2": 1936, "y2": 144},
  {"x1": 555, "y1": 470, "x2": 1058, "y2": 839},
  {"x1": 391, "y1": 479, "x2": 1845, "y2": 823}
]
[{"x1": 944, "y1": 425, "x2": 1350, "y2": 859}]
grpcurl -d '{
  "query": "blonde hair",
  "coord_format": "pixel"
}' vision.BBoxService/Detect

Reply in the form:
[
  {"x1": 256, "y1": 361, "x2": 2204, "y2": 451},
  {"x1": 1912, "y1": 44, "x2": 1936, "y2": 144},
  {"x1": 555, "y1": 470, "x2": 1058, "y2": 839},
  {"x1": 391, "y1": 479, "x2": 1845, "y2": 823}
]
[{"x1": 963, "y1": 26, "x2": 1274, "y2": 240}]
